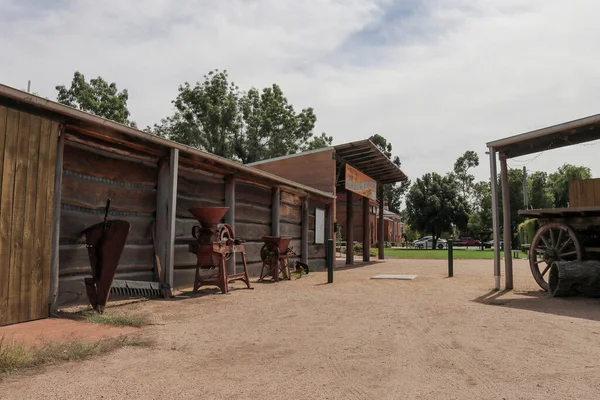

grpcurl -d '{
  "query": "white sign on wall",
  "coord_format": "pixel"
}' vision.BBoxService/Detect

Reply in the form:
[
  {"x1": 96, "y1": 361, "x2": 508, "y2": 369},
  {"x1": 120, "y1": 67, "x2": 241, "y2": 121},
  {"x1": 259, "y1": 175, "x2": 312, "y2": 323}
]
[{"x1": 315, "y1": 208, "x2": 325, "y2": 244}]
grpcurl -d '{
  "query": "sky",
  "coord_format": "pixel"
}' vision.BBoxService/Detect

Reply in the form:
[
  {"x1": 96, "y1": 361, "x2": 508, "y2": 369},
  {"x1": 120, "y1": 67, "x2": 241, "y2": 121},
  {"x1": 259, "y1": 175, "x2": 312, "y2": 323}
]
[{"x1": 1, "y1": 0, "x2": 600, "y2": 183}]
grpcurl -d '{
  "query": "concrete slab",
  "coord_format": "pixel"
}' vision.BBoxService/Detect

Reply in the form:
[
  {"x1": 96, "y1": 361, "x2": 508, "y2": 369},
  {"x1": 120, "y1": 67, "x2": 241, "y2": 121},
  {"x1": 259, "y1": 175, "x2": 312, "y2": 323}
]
[{"x1": 371, "y1": 274, "x2": 417, "y2": 280}]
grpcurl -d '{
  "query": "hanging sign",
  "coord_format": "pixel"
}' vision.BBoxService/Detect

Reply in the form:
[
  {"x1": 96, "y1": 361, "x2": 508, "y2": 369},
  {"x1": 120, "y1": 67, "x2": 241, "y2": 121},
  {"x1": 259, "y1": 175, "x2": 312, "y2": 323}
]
[{"x1": 345, "y1": 164, "x2": 377, "y2": 200}]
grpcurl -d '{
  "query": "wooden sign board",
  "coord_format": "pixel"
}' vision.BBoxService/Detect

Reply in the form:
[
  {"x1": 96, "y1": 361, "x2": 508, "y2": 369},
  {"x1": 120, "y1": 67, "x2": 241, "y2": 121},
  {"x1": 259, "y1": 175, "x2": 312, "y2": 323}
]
[{"x1": 345, "y1": 164, "x2": 376, "y2": 200}]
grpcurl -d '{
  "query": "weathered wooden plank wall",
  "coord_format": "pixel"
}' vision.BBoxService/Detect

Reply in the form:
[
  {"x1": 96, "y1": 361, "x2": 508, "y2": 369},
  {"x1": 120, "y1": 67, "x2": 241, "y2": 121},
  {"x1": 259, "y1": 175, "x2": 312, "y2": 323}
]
[
  {"x1": 172, "y1": 166, "x2": 225, "y2": 287},
  {"x1": 0, "y1": 107, "x2": 58, "y2": 325},
  {"x1": 569, "y1": 178, "x2": 600, "y2": 207},
  {"x1": 235, "y1": 180, "x2": 272, "y2": 276},
  {"x1": 58, "y1": 139, "x2": 158, "y2": 305}
]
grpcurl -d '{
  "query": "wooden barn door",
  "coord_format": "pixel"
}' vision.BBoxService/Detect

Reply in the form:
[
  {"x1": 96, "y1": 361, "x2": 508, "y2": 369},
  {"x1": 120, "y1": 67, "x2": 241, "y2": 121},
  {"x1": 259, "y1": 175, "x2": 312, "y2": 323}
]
[{"x1": 0, "y1": 106, "x2": 59, "y2": 325}]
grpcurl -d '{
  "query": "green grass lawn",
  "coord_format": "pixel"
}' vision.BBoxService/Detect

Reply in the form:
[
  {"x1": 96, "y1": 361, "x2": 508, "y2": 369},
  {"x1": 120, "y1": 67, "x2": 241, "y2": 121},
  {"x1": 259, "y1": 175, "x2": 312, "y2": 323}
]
[{"x1": 383, "y1": 248, "x2": 528, "y2": 260}]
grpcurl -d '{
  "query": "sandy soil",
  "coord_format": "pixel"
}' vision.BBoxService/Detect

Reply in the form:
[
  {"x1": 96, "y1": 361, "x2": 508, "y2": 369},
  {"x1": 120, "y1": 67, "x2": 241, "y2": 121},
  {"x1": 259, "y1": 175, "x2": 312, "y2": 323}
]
[
  {"x1": 2, "y1": 258, "x2": 600, "y2": 399},
  {"x1": 0, "y1": 318, "x2": 138, "y2": 347}
]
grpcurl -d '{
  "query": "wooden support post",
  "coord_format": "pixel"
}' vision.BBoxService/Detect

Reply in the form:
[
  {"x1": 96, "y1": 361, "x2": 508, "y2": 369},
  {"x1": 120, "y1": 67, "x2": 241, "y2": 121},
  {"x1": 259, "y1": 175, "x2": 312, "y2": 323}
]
[
  {"x1": 489, "y1": 149, "x2": 501, "y2": 290},
  {"x1": 499, "y1": 153, "x2": 513, "y2": 290},
  {"x1": 378, "y1": 184, "x2": 384, "y2": 260},
  {"x1": 301, "y1": 196, "x2": 309, "y2": 265},
  {"x1": 272, "y1": 187, "x2": 280, "y2": 237},
  {"x1": 156, "y1": 148, "x2": 178, "y2": 289},
  {"x1": 346, "y1": 189, "x2": 354, "y2": 265},
  {"x1": 225, "y1": 175, "x2": 236, "y2": 274},
  {"x1": 49, "y1": 128, "x2": 64, "y2": 314},
  {"x1": 363, "y1": 196, "x2": 370, "y2": 262}
]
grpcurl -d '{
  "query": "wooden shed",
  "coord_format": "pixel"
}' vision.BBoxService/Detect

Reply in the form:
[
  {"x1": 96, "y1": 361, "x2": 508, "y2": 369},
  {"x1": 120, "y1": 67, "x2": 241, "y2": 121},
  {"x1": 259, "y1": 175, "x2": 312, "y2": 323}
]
[
  {"x1": 248, "y1": 140, "x2": 408, "y2": 264},
  {"x1": 0, "y1": 83, "x2": 335, "y2": 326}
]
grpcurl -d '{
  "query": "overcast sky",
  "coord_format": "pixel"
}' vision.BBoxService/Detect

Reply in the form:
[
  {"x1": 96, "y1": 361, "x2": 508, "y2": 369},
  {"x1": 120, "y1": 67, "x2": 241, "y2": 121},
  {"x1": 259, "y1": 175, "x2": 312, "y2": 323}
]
[{"x1": 1, "y1": 0, "x2": 599, "y2": 182}]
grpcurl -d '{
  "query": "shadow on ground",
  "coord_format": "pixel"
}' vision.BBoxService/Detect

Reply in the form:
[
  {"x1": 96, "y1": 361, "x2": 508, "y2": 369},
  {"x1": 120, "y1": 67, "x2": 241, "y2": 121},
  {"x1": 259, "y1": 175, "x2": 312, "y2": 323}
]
[{"x1": 473, "y1": 289, "x2": 600, "y2": 322}]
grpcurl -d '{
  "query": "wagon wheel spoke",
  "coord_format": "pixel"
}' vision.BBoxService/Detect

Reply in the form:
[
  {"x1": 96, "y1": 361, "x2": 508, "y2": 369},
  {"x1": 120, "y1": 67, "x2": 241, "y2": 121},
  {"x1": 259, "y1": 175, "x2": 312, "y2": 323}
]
[
  {"x1": 560, "y1": 251, "x2": 578, "y2": 258},
  {"x1": 556, "y1": 229, "x2": 564, "y2": 251},
  {"x1": 540, "y1": 264, "x2": 551, "y2": 278},
  {"x1": 540, "y1": 234, "x2": 551, "y2": 249},
  {"x1": 534, "y1": 258, "x2": 546, "y2": 265},
  {"x1": 549, "y1": 228, "x2": 556, "y2": 248},
  {"x1": 534, "y1": 247, "x2": 547, "y2": 254},
  {"x1": 558, "y1": 237, "x2": 573, "y2": 254}
]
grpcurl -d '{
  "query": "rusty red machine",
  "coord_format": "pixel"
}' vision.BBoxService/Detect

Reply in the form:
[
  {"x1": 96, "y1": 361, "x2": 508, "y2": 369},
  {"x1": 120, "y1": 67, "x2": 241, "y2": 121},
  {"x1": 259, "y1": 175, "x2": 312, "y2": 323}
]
[
  {"x1": 259, "y1": 236, "x2": 296, "y2": 282},
  {"x1": 187, "y1": 207, "x2": 253, "y2": 294},
  {"x1": 83, "y1": 199, "x2": 172, "y2": 313}
]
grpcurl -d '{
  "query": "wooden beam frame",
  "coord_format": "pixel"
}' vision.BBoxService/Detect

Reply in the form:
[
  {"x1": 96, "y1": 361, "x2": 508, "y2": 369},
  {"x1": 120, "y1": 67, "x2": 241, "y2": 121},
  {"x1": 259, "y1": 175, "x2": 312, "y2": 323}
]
[
  {"x1": 346, "y1": 189, "x2": 354, "y2": 265},
  {"x1": 489, "y1": 149, "x2": 501, "y2": 290},
  {"x1": 378, "y1": 184, "x2": 385, "y2": 260},
  {"x1": 301, "y1": 196, "x2": 309, "y2": 265},
  {"x1": 156, "y1": 148, "x2": 178, "y2": 288},
  {"x1": 499, "y1": 153, "x2": 513, "y2": 290},
  {"x1": 225, "y1": 175, "x2": 236, "y2": 274},
  {"x1": 49, "y1": 126, "x2": 65, "y2": 314},
  {"x1": 272, "y1": 187, "x2": 280, "y2": 236},
  {"x1": 363, "y1": 196, "x2": 370, "y2": 262}
]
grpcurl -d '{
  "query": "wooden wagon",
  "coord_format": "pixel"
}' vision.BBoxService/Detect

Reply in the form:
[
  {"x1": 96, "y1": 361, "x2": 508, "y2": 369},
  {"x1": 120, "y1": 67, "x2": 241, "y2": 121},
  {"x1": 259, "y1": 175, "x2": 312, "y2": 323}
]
[{"x1": 518, "y1": 207, "x2": 600, "y2": 290}]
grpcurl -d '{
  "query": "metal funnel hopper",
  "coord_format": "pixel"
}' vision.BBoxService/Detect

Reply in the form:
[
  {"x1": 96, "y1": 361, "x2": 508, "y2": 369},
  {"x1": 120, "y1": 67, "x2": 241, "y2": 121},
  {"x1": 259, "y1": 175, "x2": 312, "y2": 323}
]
[{"x1": 188, "y1": 207, "x2": 229, "y2": 229}]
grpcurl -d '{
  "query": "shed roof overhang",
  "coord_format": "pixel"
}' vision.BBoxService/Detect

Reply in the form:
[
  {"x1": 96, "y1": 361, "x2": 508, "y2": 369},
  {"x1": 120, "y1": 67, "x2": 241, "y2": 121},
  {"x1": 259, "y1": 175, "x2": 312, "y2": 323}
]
[
  {"x1": 0, "y1": 83, "x2": 334, "y2": 200},
  {"x1": 334, "y1": 140, "x2": 408, "y2": 185},
  {"x1": 486, "y1": 113, "x2": 600, "y2": 158}
]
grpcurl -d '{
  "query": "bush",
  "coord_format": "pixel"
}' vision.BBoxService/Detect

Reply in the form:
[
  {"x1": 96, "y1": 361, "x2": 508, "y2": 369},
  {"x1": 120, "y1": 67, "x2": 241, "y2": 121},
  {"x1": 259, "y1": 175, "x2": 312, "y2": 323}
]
[
  {"x1": 518, "y1": 219, "x2": 537, "y2": 247},
  {"x1": 353, "y1": 242, "x2": 376, "y2": 257}
]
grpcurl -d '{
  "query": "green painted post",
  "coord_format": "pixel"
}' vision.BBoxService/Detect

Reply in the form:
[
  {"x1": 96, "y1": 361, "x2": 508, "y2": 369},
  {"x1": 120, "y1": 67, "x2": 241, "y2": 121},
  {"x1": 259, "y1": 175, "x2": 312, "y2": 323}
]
[
  {"x1": 327, "y1": 239, "x2": 334, "y2": 283},
  {"x1": 448, "y1": 240, "x2": 454, "y2": 277}
]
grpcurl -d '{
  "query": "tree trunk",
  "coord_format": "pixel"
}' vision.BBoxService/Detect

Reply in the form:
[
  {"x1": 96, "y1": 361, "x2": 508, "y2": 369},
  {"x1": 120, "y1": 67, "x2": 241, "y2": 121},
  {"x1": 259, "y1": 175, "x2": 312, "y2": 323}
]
[{"x1": 549, "y1": 260, "x2": 600, "y2": 298}]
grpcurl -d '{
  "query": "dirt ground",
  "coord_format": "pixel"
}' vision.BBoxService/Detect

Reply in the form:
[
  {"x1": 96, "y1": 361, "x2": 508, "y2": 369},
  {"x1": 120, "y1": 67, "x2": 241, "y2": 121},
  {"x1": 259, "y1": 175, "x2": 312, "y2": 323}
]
[{"x1": 2, "y1": 258, "x2": 600, "y2": 400}]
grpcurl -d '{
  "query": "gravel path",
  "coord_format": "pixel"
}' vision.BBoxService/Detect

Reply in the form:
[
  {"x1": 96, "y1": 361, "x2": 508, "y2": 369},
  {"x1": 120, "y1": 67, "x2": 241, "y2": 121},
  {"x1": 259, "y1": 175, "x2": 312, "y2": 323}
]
[{"x1": 2, "y1": 259, "x2": 600, "y2": 399}]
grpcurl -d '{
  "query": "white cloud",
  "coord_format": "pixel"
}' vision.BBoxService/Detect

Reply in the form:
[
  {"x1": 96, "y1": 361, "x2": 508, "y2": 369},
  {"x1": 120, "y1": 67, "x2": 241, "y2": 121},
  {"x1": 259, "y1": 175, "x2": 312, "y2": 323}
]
[{"x1": 1, "y1": 0, "x2": 599, "y2": 184}]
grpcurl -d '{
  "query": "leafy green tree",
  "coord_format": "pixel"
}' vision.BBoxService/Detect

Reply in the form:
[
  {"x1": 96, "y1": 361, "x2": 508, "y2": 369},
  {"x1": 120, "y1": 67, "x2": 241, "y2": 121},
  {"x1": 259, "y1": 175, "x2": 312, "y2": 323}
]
[
  {"x1": 302, "y1": 132, "x2": 333, "y2": 151},
  {"x1": 150, "y1": 70, "x2": 320, "y2": 163},
  {"x1": 56, "y1": 71, "x2": 135, "y2": 126},
  {"x1": 548, "y1": 163, "x2": 592, "y2": 207},
  {"x1": 149, "y1": 70, "x2": 240, "y2": 158},
  {"x1": 236, "y1": 84, "x2": 317, "y2": 163},
  {"x1": 453, "y1": 150, "x2": 479, "y2": 201},
  {"x1": 527, "y1": 171, "x2": 554, "y2": 209},
  {"x1": 369, "y1": 134, "x2": 410, "y2": 214},
  {"x1": 405, "y1": 172, "x2": 469, "y2": 247},
  {"x1": 467, "y1": 181, "x2": 493, "y2": 242}
]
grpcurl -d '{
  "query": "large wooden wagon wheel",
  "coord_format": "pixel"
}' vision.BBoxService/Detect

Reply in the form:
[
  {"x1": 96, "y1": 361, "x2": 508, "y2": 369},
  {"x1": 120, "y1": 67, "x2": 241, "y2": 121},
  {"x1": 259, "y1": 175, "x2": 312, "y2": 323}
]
[{"x1": 528, "y1": 222, "x2": 583, "y2": 291}]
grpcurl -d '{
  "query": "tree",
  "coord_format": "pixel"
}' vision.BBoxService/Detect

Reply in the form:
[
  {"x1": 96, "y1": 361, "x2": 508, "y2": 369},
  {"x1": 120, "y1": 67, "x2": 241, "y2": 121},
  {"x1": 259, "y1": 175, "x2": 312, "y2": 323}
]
[
  {"x1": 302, "y1": 132, "x2": 333, "y2": 151},
  {"x1": 467, "y1": 181, "x2": 493, "y2": 241},
  {"x1": 149, "y1": 69, "x2": 240, "y2": 158},
  {"x1": 150, "y1": 70, "x2": 320, "y2": 163},
  {"x1": 527, "y1": 171, "x2": 554, "y2": 209},
  {"x1": 405, "y1": 172, "x2": 469, "y2": 247},
  {"x1": 369, "y1": 134, "x2": 410, "y2": 214},
  {"x1": 56, "y1": 71, "x2": 135, "y2": 126},
  {"x1": 548, "y1": 163, "x2": 592, "y2": 207},
  {"x1": 453, "y1": 150, "x2": 479, "y2": 201}
]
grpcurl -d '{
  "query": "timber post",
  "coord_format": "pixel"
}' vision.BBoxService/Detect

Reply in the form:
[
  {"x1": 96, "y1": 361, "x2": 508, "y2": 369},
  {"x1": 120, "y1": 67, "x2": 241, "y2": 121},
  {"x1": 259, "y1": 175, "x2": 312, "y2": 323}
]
[
  {"x1": 346, "y1": 189, "x2": 354, "y2": 265},
  {"x1": 489, "y1": 149, "x2": 501, "y2": 290},
  {"x1": 49, "y1": 126, "x2": 65, "y2": 315},
  {"x1": 156, "y1": 148, "x2": 178, "y2": 289},
  {"x1": 363, "y1": 196, "x2": 370, "y2": 262},
  {"x1": 301, "y1": 196, "x2": 309, "y2": 266},
  {"x1": 271, "y1": 187, "x2": 280, "y2": 237},
  {"x1": 225, "y1": 175, "x2": 236, "y2": 274},
  {"x1": 499, "y1": 153, "x2": 513, "y2": 290},
  {"x1": 378, "y1": 183, "x2": 384, "y2": 260}
]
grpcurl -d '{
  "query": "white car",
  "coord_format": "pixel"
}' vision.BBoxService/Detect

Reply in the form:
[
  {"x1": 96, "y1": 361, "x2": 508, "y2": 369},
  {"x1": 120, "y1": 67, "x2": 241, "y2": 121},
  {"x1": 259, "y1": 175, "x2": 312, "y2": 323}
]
[{"x1": 414, "y1": 237, "x2": 447, "y2": 249}]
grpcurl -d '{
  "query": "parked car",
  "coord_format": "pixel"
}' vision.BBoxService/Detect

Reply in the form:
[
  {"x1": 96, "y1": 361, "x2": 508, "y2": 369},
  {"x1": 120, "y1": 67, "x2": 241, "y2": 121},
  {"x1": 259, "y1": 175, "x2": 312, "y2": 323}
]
[
  {"x1": 484, "y1": 240, "x2": 503, "y2": 249},
  {"x1": 413, "y1": 236, "x2": 432, "y2": 247},
  {"x1": 459, "y1": 237, "x2": 480, "y2": 246},
  {"x1": 414, "y1": 237, "x2": 447, "y2": 249}
]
